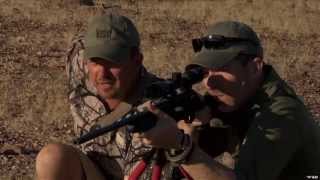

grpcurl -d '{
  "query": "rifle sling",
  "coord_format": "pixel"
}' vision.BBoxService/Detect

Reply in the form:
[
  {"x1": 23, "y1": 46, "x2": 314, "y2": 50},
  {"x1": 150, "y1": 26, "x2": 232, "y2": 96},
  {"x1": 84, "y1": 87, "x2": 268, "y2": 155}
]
[{"x1": 95, "y1": 102, "x2": 133, "y2": 128}]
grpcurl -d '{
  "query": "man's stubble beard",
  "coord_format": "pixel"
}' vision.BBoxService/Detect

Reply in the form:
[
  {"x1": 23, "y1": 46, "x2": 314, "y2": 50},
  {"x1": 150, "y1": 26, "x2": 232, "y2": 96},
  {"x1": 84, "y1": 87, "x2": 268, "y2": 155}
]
[{"x1": 97, "y1": 86, "x2": 122, "y2": 100}]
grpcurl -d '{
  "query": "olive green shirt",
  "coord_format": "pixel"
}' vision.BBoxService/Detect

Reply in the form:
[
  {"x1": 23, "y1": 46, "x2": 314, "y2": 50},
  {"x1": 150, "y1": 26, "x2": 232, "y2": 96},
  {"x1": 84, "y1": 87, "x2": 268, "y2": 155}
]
[{"x1": 234, "y1": 65, "x2": 320, "y2": 180}]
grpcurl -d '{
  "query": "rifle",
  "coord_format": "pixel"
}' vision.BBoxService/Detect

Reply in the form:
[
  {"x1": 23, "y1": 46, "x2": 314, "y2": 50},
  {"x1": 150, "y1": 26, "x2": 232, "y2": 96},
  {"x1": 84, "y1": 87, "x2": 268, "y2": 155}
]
[{"x1": 73, "y1": 66, "x2": 206, "y2": 145}]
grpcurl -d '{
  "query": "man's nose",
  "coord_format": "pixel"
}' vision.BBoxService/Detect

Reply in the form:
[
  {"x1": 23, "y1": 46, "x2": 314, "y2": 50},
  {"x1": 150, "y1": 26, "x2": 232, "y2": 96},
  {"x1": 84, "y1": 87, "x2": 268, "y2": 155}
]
[
  {"x1": 98, "y1": 64, "x2": 112, "y2": 77},
  {"x1": 206, "y1": 75, "x2": 216, "y2": 89},
  {"x1": 206, "y1": 70, "x2": 218, "y2": 87}
]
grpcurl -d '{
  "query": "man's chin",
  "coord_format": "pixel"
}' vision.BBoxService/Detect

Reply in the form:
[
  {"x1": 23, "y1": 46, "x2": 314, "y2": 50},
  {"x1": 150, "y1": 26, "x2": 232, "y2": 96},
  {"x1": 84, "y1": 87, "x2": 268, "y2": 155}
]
[{"x1": 97, "y1": 91, "x2": 118, "y2": 99}]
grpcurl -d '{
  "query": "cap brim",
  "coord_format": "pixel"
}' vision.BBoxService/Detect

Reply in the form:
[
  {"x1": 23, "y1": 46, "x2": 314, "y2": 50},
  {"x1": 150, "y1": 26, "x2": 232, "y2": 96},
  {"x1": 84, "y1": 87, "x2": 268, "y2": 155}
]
[
  {"x1": 84, "y1": 43, "x2": 131, "y2": 64},
  {"x1": 188, "y1": 49, "x2": 240, "y2": 69}
]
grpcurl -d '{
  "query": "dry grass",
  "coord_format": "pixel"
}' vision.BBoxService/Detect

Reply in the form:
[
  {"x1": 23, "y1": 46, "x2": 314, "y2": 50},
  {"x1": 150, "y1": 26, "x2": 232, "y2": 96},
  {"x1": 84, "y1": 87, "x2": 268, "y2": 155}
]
[{"x1": 0, "y1": 0, "x2": 319, "y2": 178}]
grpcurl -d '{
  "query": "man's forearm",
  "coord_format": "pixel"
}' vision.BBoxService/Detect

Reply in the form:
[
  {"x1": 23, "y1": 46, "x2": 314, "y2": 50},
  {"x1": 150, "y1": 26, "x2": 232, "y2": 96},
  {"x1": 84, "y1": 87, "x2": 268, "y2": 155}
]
[{"x1": 181, "y1": 145, "x2": 236, "y2": 180}]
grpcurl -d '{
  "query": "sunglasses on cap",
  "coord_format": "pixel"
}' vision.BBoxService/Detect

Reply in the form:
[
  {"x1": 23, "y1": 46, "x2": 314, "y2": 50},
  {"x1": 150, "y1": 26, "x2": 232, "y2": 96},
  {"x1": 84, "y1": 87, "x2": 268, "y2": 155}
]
[{"x1": 192, "y1": 35, "x2": 258, "y2": 52}]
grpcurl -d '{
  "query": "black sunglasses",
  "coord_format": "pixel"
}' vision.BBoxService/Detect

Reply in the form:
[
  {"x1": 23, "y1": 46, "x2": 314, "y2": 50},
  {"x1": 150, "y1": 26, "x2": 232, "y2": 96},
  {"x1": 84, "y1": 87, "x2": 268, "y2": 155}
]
[{"x1": 192, "y1": 35, "x2": 257, "y2": 52}]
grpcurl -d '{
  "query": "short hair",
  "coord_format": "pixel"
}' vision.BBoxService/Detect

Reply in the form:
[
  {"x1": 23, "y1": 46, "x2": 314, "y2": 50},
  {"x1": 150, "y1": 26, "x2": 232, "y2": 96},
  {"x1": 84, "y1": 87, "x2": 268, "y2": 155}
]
[{"x1": 236, "y1": 53, "x2": 258, "y2": 66}]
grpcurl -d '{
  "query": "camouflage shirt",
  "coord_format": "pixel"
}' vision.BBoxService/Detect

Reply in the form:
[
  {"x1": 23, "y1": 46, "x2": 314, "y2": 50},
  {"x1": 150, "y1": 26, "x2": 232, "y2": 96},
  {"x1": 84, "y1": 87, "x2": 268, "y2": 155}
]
[{"x1": 65, "y1": 34, "x2": 162, "y2": 179}]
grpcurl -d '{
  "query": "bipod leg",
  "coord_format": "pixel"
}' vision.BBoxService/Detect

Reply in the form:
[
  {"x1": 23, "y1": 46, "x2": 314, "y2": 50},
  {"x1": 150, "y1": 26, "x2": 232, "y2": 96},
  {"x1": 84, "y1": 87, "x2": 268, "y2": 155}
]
[
  {"x1": 128, "y1": 148, "x2": 156, "y2": 180},
  {"x1": 178, "y1": 165, "x2": 194, "y2": 180}
]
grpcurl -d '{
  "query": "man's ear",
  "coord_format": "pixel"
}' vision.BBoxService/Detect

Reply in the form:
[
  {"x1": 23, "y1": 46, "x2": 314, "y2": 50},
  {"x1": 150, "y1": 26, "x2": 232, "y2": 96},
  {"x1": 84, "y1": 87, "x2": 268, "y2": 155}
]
[
  {"x1": 84, "y1": 58, "x2": 88, "y2": 65},
  {"x1": 254, "y1": 57, "x2": 264, "y2": 74},
  {"x1": 248, "y1": 57, "x2": 264, "y2": 76},
  {"x1": 131, "y1": 48, "x2": 143, "y2": 65},
  {"x1": 137, "y1": 52, "x2": 143, "y2": 65}
]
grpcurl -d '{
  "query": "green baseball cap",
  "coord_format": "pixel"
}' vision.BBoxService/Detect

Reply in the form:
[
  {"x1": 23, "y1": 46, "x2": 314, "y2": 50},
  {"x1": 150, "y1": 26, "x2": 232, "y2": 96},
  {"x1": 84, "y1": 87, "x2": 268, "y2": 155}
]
[
  {"x1": 188, "y1": 21, "x2": 263, "y2": 69},
  {"x1": 84, "y1": 14, "x2": 140, "y2": 63}
]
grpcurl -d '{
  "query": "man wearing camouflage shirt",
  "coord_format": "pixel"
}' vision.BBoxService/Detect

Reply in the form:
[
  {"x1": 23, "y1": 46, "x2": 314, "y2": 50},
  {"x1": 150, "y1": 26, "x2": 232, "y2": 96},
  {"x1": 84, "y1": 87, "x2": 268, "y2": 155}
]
[
  {"x1": 36, "y1": 14, "x2": 161, "y2": 180},
  {"x1": 137, "y1": 21, "x2": 320, "y2": 180}
]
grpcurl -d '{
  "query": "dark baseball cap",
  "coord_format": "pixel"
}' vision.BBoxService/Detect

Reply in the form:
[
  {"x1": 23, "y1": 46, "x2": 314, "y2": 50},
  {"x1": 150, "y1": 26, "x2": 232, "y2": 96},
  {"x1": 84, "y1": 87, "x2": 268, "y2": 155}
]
[
  {"x1": 84, "y1": 14, "x2": 140, "y2": 63},
  {"x1": 188, "y1": 21, "x2": 263, "y2": 69}
]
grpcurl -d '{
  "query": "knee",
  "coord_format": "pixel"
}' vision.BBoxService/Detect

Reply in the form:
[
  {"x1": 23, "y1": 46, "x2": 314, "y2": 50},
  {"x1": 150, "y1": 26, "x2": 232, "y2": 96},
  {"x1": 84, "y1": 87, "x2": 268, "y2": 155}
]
[
  {"x1": 36, "y1": 143, "x2": 80, "y2": 172},
  {"x1": 37, "y1": 143, "x2": 69, "y2": 165}
]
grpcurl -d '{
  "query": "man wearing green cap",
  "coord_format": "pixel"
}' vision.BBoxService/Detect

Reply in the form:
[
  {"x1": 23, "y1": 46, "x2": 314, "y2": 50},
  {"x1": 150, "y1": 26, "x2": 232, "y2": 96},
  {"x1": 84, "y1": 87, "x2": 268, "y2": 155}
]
[
  {"x1": 35, "y1": 14, "x2": 161, "y2": 180},
  {"x1": 132, "y1": 21, "x2": 320, "y2": 180},
  {"x1": 177, "y1": 21, "x2": 320, "y2": 179}
]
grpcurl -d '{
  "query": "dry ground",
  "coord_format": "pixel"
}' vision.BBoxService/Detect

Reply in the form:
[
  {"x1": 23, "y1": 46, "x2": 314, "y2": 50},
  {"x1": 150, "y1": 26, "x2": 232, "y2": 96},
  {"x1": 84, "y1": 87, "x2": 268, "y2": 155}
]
[{"x1": 0, "y1": 0, "x2": 319, "y2": 179}]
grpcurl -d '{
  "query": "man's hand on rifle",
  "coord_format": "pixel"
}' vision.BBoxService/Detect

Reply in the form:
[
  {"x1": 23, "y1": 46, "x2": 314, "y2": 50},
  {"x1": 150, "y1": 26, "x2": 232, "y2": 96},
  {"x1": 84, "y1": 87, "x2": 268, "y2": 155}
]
[
  {"x1": 133, "y1": 101, "x2": 183, "y2": 149},
  {"x1": 133, "y1": 101, "x2": 212, "y2": 149}
]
